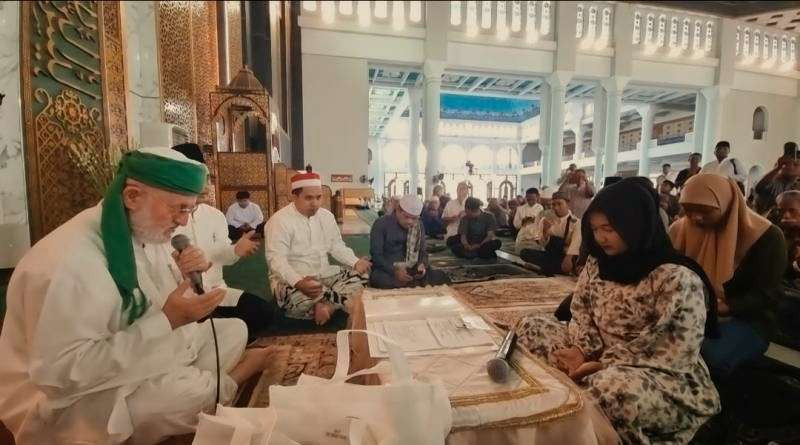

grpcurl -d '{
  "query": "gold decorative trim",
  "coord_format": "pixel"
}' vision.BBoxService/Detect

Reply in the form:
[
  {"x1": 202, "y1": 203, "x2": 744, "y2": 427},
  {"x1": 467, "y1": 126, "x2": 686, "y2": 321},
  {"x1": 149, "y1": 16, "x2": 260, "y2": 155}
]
[
  {"x1": 225, "y1": 1, "x2": 242, "y2": 82},
  {"x1": 449, "y1": 358, "x2": 547, "y2": 408},
  {"x1": 98, "y1": 1, "x2": 129, "y2": 154}
]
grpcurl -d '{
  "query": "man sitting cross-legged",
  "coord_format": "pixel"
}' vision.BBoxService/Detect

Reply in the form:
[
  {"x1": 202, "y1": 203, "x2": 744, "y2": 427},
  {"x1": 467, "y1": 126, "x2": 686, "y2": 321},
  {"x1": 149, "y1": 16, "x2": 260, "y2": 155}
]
[
  {"x1": 0, "y1": 148, "x2": 273, "y2": 444},
  {"x1": 369, "y1": 195, "x2": 451, "y2": 288},
  {"x1": 226, "y1": 190, "x2": 265, "y2": 241},
  {"x1": 519, "y1": 192, "x2": 582, "y2": 276},
  {"x1": 449, "y1": 197, "x2": 503, "y2": 259},
  {"x1": 266, "y1": 169, "x2": 372, "y2": 325}
]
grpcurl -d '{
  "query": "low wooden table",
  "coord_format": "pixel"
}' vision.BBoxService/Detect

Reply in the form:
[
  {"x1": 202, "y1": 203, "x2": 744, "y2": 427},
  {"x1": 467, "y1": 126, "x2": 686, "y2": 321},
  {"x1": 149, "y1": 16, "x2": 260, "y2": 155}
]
[{"x1": 346, "y1": 288, "x2": 619, "y2": 445}]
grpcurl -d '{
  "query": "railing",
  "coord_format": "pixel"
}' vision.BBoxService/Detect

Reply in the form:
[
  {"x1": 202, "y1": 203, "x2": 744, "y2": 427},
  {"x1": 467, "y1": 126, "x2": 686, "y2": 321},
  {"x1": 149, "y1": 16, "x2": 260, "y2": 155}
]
[
  {"x1": 301, "y1": 1, "x2": 425, "y2": 29},
  {"x1": 449, "y1": 1, "x2": 554, "y2": 43},
  {"x1": 631, "y1": 5, "x2": 719, "y2": 59},
  {"x1": 576, "y1": 2, "x2": 614, "y2": 51},
  {"x1": 657, "y1": 134, "x2": 686, "y2": 145},
  {"x1": 735, "y1": 23, "x2": 798, "y2": 72}
]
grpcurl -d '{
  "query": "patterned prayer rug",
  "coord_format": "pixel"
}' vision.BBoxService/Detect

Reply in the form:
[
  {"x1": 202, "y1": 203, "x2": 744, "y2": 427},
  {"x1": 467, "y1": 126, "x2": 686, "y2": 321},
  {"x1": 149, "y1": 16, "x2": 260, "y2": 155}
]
[
  {"x1": 441, "y1": 263, "x2": 543, "y2": 283},
  {"x1": 241, "y1": 333, "x2": 339, "y2": 408},
  {"x1": 452, "y1": 277, "x2": 575, "y2": 309}
]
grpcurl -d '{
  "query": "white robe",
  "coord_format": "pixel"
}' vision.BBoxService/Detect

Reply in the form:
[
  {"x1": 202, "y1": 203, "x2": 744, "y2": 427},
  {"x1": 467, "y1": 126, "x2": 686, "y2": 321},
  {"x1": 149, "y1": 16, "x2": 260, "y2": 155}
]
[
  {"x1": 0, "y1": 205, "x2": 246, "y2": 444},
  {"x1": 701, "y1": 158, "x2": 747, "y2": 184},
  {"x1": 513, "y1": 203, "x2": 544, "y2": 229},
  {"x1": 174, "y1": 203, "x2": 244, "y2": 306},
  {"x1": 265, "y1": 203, "x2": 359, "y2": 287},
  {"x1": 225, "y1": 202, "x2": 264, "y2": 229}
]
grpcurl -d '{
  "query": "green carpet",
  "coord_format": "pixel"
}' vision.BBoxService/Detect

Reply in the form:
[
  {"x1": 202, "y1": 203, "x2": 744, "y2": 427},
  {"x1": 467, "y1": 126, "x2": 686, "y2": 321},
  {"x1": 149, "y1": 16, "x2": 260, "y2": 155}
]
[
  {"x1": 223, "y1": 245, "x2": 271, "y2": 301},
  {"x1": 342, "y1": 234, "x2": 371, "y2": 258}
]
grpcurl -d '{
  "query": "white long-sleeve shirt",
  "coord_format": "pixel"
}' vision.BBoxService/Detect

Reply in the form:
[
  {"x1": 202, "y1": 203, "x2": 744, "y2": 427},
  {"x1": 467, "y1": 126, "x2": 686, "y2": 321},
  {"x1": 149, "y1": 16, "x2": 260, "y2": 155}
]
[
  {"x1": 701, "y1": 158, "x2": 747, "y2": 184},
  {"x1": 174, "y1": 203, "x2": 243, "y2": 305},
  {"x1": 442, "y1": 198, "x2": 466, "y2": 239},
  {"x1": 265, "y1": 203, "x2": 359, "y2": 287},
  {"x1": 225, "y1": 201, "x2": 264, "y2": 229},
  {"x1": 0, "y1": 205, "x2": 242, "y2": 442},
  {"x1": 513, "y1": 203, "x2": 544, "y2": 229}
]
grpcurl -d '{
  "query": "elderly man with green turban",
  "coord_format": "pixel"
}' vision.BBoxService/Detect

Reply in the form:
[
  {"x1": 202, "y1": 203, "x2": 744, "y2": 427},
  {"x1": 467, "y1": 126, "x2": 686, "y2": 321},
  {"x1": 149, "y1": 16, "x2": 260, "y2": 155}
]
[{"x1": 0, "y1": 147, "x2": 274, "y2": 444}]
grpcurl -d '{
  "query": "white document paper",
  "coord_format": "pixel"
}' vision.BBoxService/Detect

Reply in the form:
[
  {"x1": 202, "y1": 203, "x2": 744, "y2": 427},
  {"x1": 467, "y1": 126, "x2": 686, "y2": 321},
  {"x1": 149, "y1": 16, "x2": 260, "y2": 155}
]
[
  {"x1": 427, "y1": 317, "x2": 496, "y2": 348},
  {"x1": 381, "y1": 320, "x2": 442, "y2": 352}
]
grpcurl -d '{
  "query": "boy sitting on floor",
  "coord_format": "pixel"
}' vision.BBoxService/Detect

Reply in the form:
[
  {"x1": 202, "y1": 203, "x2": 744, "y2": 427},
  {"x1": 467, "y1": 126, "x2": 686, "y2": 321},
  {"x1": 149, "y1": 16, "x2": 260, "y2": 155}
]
[{"x1": 449, "y1": 197, "x2": 502, "y2": 259}]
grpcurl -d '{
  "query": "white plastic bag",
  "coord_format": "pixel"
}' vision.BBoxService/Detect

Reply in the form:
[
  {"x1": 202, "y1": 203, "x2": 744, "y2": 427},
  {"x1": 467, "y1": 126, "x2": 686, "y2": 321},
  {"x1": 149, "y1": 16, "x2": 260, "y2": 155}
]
[
  {"x1": 269, "y1": 330, "x2": 452, "y2": 445},
  {"x1": 193, "y1": 405, "x2": 276, "y2": 445}
]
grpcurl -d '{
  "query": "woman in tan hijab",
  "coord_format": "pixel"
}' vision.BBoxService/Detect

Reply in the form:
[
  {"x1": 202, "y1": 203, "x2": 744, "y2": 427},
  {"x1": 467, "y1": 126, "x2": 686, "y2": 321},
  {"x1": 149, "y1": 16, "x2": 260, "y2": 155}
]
[{"x1": 670, "y1": 174, "x2": 786, "y2": 376}]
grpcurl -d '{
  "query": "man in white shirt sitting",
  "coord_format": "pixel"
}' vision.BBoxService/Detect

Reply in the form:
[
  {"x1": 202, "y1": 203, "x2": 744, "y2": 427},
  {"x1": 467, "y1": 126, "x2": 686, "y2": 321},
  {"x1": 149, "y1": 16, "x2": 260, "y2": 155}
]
[
  {"x1": 265, "y1": 170, "x2": 372, "y2": 325},
  {"x1": 519, "y1": 192, "x2": 582, "y2": 276},
  {"x1": 226, "y1": 190, "x2": 265, "y2": 241},
  {"x1": 171, "y1": 143, "x2": 272, "y2": 339},
  {"x1": 442, "y1": 181, "x2": 470, "y2": 247},
  {"x1": 513, "y1": 187, "x2": 544, "y2": 230},
  {"x1": 700, "y1": 140, "x2": 747, "y2": 193}
]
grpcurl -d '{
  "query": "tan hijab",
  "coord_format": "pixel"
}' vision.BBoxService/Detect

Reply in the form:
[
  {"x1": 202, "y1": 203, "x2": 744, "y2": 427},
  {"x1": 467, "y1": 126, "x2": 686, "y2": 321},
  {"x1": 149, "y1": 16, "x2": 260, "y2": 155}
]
[{"x1": 669, "y1": 174, "x2": 771, "y2": 294}]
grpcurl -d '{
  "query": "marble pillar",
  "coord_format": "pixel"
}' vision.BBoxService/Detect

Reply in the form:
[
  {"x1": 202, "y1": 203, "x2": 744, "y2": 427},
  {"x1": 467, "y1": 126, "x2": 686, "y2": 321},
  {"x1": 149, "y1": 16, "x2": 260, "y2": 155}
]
[
  {"x1": 538, "y1": 82, "x2": 552, "y2": 185},
  {"x1": 692, "y1": 91, "x2": 707, "y2": 159},
  {"x1": 570, "y1": 102, "x2": 585, "y2": 158},
  {"x1": 601, "y1": 77, "x2": 628, "y2": 178},
  {"x1": 408, "y1": 88, "x2": 421, "y2": 195},
  {"x1": 636, "y1": 104, "x2": 656, "y2": 177},
  {"x1": 701, "y1": 86, "x2": 730, "y2": 163},
  {"x1": 124, "y1": 1, "x2": 162, "y2": 148},
  {"x1": 0, "y1": 1, "x2": 31, "y2": 267},
  {"x1": 591, "y1": 87, "x2": 607, "y2": 185},
  {"x1": 423, "y1": 60, "x2": 445, "y2": 197},
  {"x1": 546, "y1": 74, "x2": 569, "y2": 187}
]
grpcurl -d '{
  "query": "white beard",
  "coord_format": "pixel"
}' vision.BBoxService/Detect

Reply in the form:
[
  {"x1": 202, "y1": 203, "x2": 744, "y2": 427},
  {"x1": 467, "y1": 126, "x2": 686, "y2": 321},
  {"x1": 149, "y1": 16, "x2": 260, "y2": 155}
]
[{"x1": 129, "y1": 211, "x2": 173, "y2": 244}]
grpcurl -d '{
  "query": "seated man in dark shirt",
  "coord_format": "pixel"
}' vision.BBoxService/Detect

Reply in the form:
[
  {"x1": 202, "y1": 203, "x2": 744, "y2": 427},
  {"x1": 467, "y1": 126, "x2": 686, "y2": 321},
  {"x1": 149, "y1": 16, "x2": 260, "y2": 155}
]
[
  {"x1": 449, "y1": 197, "x2": 502, "y2": 259},
  {"x1": 421, "y1": 199, "x2": 446, "y2": 237},
  {"x1": 369, "y1": 195, "x2": 450, "y2": 289}
]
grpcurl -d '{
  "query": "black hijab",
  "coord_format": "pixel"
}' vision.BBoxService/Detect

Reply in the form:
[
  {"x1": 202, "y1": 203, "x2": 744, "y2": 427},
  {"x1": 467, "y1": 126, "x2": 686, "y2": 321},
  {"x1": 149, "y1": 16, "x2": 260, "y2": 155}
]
[{"x1": 581, "y1": 177, "x2": 719, "y2": 337}]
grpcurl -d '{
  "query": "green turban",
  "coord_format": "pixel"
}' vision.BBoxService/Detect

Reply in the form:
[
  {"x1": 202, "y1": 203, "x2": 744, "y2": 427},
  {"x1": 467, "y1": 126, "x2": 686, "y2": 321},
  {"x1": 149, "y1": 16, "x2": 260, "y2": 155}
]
[{"x1": 102, "y1": 148, "x2": 208, "y2": 325}]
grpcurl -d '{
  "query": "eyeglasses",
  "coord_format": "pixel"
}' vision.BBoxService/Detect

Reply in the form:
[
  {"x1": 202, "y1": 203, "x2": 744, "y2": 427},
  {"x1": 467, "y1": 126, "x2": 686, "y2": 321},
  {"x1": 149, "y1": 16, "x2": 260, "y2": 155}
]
[{"x1": 167, "y1": 203, "x2": 199, "y2": 215}]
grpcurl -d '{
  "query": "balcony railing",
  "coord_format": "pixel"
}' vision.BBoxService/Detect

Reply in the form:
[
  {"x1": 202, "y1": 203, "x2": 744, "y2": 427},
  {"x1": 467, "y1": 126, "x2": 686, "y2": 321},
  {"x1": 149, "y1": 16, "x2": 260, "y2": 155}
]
[
  {"x1": 449, "y1": 1, "x2": 554, "y2": 44},
  {"x1": 735, "y1": 23, "x2": 798, "y2": 72},
  {"x1": 631, "y1": 5, "x2": 719, "y2": 59},
  {"x1": 576, "y1": 2, "x2": 614, "y2": 51},
  {"x1": 301, "y1": 1, "x2": 425, "y2": 29}
]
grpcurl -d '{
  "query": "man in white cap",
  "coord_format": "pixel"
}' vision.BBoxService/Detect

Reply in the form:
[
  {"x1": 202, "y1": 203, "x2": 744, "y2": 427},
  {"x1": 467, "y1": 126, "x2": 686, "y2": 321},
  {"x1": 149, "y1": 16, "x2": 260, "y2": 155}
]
[
  {"x1": 369, "y1": 195, "x2": 450, "y2": 288},
  {"x1": 0, "y1": 147, "x2": 273, "y2": 444},
  {"x1": 266, "y1": 168, "x2": 372, "y2": 325}
]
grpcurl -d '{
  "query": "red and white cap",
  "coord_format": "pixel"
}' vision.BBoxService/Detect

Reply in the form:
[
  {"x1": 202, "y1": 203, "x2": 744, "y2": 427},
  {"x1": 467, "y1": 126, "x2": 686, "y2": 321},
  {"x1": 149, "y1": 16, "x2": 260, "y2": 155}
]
[{"x1": 291, "y1": 171, "x2": 322, "y2": 190}]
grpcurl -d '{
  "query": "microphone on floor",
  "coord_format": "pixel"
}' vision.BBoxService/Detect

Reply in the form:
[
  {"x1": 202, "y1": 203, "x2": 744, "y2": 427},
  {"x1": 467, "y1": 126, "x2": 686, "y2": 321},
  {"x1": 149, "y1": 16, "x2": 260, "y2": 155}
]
[
  {"x1": 171, "y1": 234, "x2": 205, "y2": 295},
  {"x1": 487, "y1": 329, "x2": 517, "y2": 383}
]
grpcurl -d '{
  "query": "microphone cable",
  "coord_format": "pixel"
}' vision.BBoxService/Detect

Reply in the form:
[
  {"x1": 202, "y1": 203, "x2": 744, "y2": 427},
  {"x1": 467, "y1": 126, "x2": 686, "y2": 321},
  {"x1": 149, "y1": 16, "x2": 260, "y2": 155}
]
[{"x1": 209, "y1": 317, "x2": 221, "y2": 407}]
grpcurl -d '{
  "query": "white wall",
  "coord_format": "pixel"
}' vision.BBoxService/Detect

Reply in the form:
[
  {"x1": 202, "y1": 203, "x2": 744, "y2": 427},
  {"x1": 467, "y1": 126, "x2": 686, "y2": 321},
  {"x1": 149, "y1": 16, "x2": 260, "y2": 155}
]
[
  {"x1": 720, "y1": 90, "x2": 799, "y2": 173},
  {"x1": 302, "y1": 54, "x2": 369, "y2": 191},
  {"x1": 0, "y1": 1, "x2": 31, "y2": 268}
]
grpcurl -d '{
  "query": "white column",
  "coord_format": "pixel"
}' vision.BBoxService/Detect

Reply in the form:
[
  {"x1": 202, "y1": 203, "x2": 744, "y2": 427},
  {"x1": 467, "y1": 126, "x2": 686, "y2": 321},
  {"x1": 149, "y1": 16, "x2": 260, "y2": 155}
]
[
  {"x1": 592, "y1": 87, "x2": 607, "y2": 185},
  {"x1": 373, "y1": 139, "x2": 386, "y2": 198},
  {"x1": 538, "y1": 82, "x2": 552, "y2": 186},
  {"x1": 700, "y1": 86, "x2": 730, "y2": 162},
  {"x1": 570, "y1": 102, "x2": 585, "y2": 158},
  {"x1": 423, "y1": 60, "x2": 445, "y2": 197},
  {"x1": 601, "y1": 77, "x2": 628, "y2": 178},
  {"x1": 407, "y1": 88, "x2": 421, "y2": 195},
  {"x1": 546, "y1": 72, "x2": 570, "y2": 187},
  {"x1": 692, "y1": 91, "x2": 707, "y2": 157},
  {"x1": 636, "y1": 104, "x2": 656, "y2": 176}
]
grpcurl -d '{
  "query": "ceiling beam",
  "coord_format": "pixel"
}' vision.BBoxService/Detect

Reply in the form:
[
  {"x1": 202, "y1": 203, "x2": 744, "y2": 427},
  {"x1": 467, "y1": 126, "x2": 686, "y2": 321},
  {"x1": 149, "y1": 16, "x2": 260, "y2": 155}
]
[
  {"x1": 468, "y1": 76, "x2": 489, "y2": 92},
  {"x1": 517, "y1": 79, "x2": 543, "y2": 96}
]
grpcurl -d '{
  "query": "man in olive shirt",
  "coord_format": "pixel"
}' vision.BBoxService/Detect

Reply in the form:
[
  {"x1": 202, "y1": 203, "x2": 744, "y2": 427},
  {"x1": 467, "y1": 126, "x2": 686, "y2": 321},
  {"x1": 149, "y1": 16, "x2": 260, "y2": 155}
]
[
  {"x1": 450, "y1": 197, "x2": 502, "y2": 259},
  {"x1": 369, "y1": 195, "x2": 450, "y2": 288}
]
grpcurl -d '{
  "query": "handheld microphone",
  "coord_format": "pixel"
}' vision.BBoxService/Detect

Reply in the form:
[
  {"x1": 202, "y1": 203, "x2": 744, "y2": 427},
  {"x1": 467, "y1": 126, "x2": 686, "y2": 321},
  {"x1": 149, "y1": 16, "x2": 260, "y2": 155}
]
[
  {"x1": 170, "y1": 234, "x2": 221, "y2": 406},
  {"x1": 487, "y1": 329, "x2": 517, "y2": 383},
  {"x1": 170, "y1": 234, "x2": 205, "y2": 294}
]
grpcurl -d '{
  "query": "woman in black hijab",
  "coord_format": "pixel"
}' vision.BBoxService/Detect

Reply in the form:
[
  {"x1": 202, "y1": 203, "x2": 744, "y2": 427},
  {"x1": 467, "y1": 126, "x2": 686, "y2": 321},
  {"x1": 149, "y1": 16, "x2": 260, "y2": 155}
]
[{"x1": 516, "y1": 178, "x2": 720, "y2": 443}]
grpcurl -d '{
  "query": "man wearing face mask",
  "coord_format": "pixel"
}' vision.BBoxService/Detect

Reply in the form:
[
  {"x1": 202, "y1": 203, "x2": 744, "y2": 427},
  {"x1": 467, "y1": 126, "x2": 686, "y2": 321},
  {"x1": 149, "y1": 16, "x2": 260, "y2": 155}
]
[
  {"x1": 265, "y1": 169, "x2": 372, "y2": 325},
  {"x1": 369, "y1": 195, "x2": 450, "y2": 289}
]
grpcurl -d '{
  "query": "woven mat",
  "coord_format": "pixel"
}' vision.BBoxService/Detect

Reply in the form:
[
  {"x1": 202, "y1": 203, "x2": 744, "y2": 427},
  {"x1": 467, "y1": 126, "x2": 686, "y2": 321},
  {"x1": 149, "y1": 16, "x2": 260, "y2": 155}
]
[
  {"x1": 441, "y1": 263, "x2": 542, "y2": 283},
  {"x1": 244, "y1": 333, "x2": 339, "y2": 407},
  {"x1": 452, "y1": 277, "x2": 575, "y2": 309}
]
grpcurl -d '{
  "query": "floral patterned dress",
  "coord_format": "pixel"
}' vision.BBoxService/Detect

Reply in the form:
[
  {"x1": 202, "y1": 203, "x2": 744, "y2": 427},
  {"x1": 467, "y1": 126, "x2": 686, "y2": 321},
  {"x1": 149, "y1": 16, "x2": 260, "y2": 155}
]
[{"x1": 517, "y1": 258, "x2": 721, "y2": 444}]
